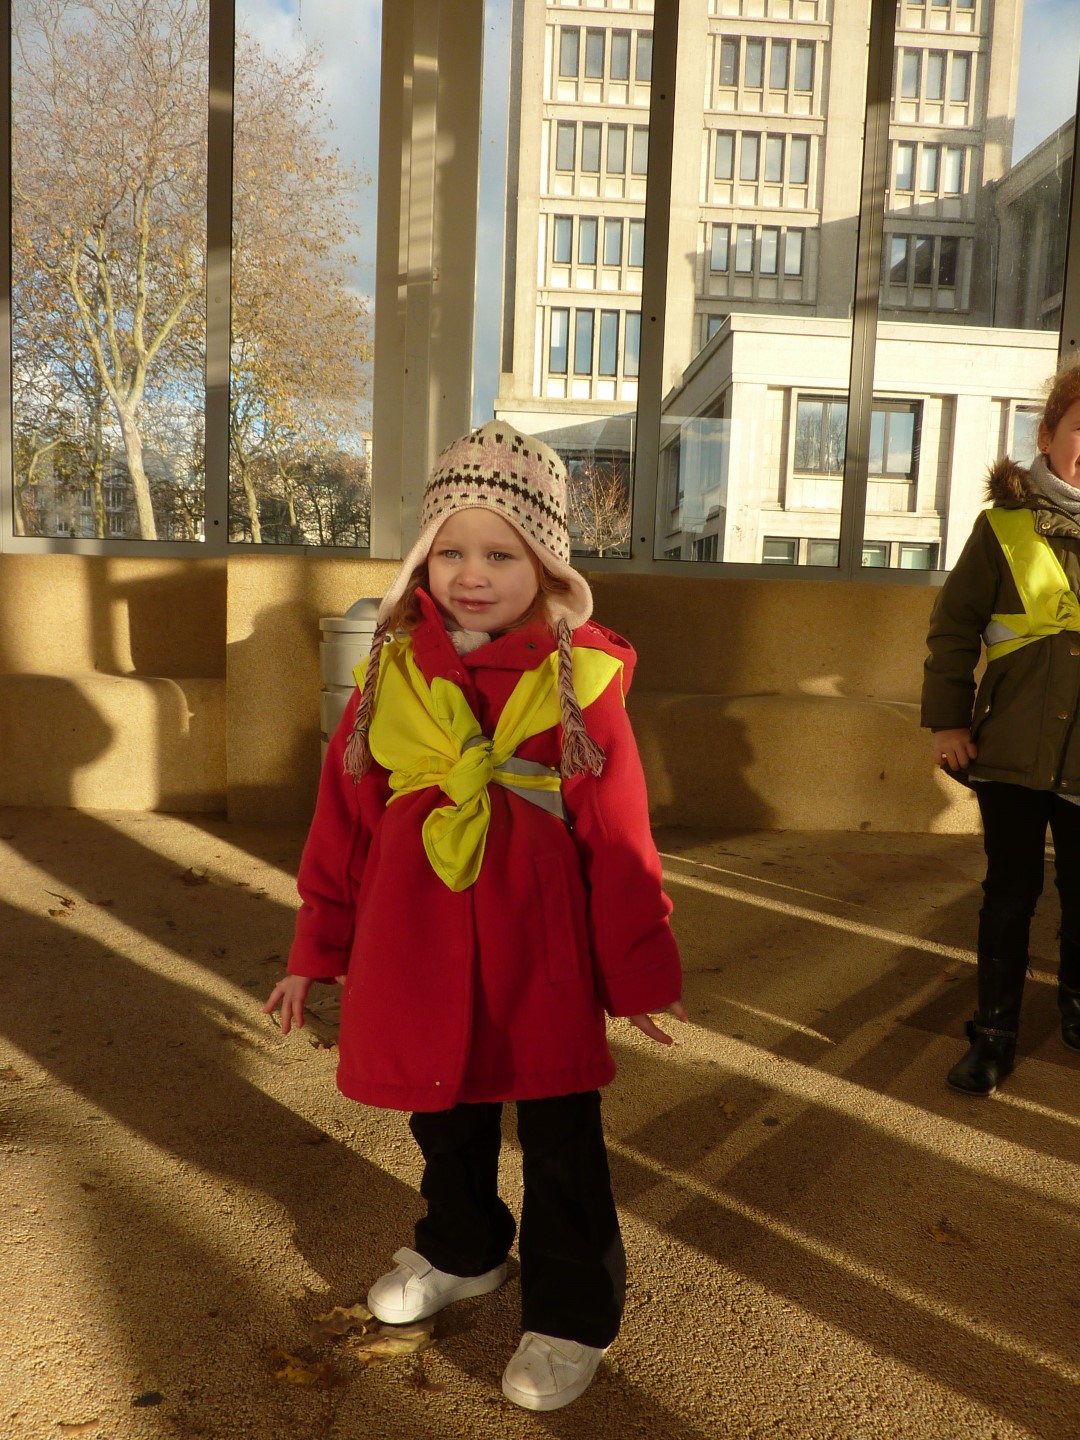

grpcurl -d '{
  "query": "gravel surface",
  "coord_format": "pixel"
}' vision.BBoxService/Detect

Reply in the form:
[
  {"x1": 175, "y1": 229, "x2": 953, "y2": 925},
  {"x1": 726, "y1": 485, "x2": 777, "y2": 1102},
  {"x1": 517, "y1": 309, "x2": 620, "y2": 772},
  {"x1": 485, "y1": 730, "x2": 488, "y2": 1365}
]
[{"x1": 2, "y1": 808, "x2": 1078, "y2": 1439}]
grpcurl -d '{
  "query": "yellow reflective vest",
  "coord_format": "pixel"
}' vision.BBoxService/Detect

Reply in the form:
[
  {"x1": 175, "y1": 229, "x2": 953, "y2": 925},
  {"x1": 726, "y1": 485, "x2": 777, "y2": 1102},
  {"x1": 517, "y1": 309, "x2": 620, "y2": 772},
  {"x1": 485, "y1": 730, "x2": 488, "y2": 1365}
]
[{"x1": 984, "y1": 507, "x2": 1080, "y2": 662}]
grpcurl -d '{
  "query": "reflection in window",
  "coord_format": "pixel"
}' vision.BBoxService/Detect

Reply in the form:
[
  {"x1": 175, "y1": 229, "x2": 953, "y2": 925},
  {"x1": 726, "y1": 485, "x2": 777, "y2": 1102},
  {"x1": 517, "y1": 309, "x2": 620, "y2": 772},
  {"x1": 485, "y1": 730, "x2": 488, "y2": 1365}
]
[
  {"x1": 921, "y1": 145, "x2": 939, "y2": 192},
  {"x1": 710, "y1": 225, "x2": 730, "y2": 272},
  {"x1": 550, "y1": 309, "x2": 569, "y2": 374},
  {"x1": 628, "y1": 220, "x2": 645, "y2": 268},
  {"x1": 715, "y1": 132, "x2": 735, "y2": 181},
  {"x1": 900, "y1": 543, "x2": 938, "y2": 569},
  {"x1": 604, "y1": 219, "x2": 623, "y2": 266},
  {"x1": 862, "y1": 542, "x2": 888, "y2": 568},
  {"x1": 938, "y1": 236, "x2": 959, "y2": 287},
  {"x1": 889, "y1": 236, "x2": 909, "y2": 284},
  {"x1": 574, "y1": 311, "x2": 594, "y2": 374},
  {"x1": 735, "y1": 226, "x2": 755, "y2": 273},
  {"x1": 578, "y1": 218, "x2": 598, "y2": 266},
  {"x1": 624, "y1": 312, "x2": 641, "y2": 378},
  {"x1": 553, "y1": 216, "x2": 572, "y2": 264},
  {"x1": 795, "y1": 397, "x2": 848, "y2": 474},
  {"x1": 913, "y1": 236, "x2": 934, "y2": 286},
  {"x1": 808, "y1": 539, "x2": 839, "y2": 567},
  {"x1": 760, "y1": 228, "x2": 779, "y2": 275},
  {"x1": 895, "y1": 142, "x2": 914, "y2": 191},
  {"x1": 599, "y1": 312, "x2": 619, "y2": 376},
  {"x1": 869, "y1": 403, "x2": 919, "y2": 478},
  {"x1": 1012, "y1": 407, "x2": 1040, "y2": 460},
  {"x1": 785, "y1": 230, "x2": 805, "y2": 277},
  {"x1": 763, "y1": 537, "x2": 797, "y2": 564}
]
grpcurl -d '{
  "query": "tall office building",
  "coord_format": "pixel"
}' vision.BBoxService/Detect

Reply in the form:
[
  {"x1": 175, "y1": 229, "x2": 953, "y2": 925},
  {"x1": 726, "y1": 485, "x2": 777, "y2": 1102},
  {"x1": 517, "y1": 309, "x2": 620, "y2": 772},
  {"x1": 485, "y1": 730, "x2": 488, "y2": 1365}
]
[{"x1": 495, "y1": 0, "x2": 1070, "y2": 570}]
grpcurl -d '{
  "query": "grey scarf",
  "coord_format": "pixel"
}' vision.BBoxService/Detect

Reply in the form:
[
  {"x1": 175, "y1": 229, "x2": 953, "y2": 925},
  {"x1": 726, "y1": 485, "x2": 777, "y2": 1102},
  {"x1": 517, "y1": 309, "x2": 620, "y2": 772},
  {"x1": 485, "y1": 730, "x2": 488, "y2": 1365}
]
[{"x1": 1029, "y1": 453, "x2": 1080, "y2": 519}]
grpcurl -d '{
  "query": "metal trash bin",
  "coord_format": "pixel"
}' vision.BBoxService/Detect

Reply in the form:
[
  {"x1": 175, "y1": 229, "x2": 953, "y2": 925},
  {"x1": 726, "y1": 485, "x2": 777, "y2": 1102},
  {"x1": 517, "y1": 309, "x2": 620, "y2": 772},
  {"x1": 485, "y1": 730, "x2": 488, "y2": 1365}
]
[{"x1": 319, "y1": 598, "x2": 380, "y2": 759}]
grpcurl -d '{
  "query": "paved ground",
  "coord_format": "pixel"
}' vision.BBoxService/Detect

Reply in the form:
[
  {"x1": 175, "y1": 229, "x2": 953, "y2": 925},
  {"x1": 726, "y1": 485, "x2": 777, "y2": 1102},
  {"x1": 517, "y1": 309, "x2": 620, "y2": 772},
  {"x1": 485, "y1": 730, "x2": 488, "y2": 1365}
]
[{"x1": 1, "y1": 806, "x2": 1078, "y2": 1440}]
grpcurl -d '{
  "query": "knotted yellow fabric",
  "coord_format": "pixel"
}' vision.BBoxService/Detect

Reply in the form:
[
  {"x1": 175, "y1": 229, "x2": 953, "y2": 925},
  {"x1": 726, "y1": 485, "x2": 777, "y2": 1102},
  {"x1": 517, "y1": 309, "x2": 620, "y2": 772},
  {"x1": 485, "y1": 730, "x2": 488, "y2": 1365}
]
[
  {"x1": 355, "y1": 637, "x2": 623, "y2": 891},
  {"x1": 986, "y1": 508, "x2": 1080, "y2": 661}
]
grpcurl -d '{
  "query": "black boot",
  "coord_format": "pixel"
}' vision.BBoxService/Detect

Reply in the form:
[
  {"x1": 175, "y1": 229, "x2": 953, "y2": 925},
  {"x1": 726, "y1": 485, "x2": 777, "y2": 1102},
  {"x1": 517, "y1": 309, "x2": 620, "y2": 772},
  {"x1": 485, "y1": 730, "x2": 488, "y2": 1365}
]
[
  {"x1": 1059, "y1": 937, "x2": 1080, "y2": 1053},
  {"x1": 946, "y1": 954, "x2": 1026, "y2": 1096}
]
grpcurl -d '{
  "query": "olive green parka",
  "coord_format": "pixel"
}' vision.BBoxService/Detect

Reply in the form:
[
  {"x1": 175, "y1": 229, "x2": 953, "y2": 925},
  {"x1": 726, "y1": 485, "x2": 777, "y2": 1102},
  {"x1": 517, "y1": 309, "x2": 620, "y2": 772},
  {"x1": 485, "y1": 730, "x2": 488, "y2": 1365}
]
[{"x1": 922, "y1": 456, "x2": 1080, "y2": 794}]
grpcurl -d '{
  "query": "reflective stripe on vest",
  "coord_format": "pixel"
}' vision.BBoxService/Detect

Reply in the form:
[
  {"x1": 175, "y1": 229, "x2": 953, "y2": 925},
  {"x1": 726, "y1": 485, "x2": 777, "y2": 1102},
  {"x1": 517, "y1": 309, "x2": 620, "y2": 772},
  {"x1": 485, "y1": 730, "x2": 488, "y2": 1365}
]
[{"x1": 983, "y1": 507, "x2": 1080, "y2": 662}]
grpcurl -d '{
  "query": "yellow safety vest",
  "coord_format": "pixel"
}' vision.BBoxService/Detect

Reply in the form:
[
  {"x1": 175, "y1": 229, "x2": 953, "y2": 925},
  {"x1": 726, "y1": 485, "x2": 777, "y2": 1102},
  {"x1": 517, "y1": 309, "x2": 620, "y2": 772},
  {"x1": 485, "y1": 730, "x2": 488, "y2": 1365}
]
[
  {"x1": 984, "y1": 507, "x2": 1080, "y2": 662},
  {"x1": 354, "y1": 637, "x2": 623, "y2": 892}
]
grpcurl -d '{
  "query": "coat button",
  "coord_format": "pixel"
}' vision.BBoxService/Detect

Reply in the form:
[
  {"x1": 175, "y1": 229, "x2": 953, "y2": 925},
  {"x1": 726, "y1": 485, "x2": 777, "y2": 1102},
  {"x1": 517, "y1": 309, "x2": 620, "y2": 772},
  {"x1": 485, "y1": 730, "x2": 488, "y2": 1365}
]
[
  {"x1": 1059, "y1": 712, "x2": 1069, "y2": 721},
  {"x1": 1072, "y1": 648, "x2": 1080, "y2": 657}
]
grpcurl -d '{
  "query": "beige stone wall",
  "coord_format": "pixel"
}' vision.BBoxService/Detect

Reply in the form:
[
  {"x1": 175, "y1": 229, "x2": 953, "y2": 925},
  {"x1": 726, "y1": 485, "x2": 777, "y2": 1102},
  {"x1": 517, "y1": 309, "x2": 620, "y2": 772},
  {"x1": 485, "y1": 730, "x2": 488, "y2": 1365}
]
[{"x1": 0, "y1": 552, "x2": 977, "y2": 832}]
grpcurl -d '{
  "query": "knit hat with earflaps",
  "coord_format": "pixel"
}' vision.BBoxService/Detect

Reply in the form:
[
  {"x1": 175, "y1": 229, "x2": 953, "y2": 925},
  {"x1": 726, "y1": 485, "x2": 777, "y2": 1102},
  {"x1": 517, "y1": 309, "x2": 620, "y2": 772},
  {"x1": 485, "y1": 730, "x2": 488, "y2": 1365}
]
[{"x1": 344, "y1": 420, "x2": 605, "y2": 782}]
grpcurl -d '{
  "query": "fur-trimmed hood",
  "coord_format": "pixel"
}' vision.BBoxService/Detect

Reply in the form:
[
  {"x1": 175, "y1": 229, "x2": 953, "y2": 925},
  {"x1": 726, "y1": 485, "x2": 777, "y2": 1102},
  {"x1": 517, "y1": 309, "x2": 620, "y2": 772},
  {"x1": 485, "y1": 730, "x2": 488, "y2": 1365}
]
[{"x1": 985, "y1": 456, "x2": 1033, "y2": 505}]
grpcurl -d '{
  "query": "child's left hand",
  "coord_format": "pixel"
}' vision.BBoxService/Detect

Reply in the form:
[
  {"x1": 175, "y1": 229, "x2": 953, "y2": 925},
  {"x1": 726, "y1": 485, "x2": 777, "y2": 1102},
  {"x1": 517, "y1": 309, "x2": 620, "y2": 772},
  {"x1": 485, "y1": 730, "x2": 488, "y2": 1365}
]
[{"x1": 629, "y1": 1002, "x2": 689, "y2": 1045}]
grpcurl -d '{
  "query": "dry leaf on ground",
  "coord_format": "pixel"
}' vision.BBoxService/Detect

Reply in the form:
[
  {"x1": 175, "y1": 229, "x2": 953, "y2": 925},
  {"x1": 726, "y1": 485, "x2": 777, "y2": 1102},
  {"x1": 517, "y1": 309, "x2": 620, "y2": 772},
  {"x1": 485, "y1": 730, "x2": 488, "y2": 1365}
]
[
  {"x1": 355, "y1": 1321, "x2": 434, "y2": 1358},
  {"x1": 56, "y1": 1422, "x2": 99, "y2": 1434},
  {"x1": 312, "y1": 1302, "x2": 373, "y2": 1340},
  {"x1": 927, "y1": 1217, "x2": 970, "y2": 1246},
  {"x1": 268, "y1": 1347, "x2": 331, "y2": 1387}
]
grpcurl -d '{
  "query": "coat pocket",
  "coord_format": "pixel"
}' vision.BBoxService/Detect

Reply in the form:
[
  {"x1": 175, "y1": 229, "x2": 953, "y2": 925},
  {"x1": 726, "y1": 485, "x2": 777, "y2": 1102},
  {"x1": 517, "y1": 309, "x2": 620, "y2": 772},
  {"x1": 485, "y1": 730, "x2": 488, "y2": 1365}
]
[{"x1": 534, "y1": 853, "x2": 582, "y2": 984}]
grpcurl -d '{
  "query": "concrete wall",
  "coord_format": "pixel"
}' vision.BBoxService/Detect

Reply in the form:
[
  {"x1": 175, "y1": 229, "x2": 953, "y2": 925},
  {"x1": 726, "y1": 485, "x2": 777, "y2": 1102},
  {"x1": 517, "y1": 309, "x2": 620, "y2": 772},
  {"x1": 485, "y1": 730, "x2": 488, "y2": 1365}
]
[{"x1": 0, "y1": 553, "x2": 979, "y2": 833}]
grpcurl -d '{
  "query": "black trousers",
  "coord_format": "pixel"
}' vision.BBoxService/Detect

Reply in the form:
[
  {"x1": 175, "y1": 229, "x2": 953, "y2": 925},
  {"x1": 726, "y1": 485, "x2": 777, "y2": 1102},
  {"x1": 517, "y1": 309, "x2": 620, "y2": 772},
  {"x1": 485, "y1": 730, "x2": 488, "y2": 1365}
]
[
  {"x1": 408, "y1": 1090, "x2": 625, "y2": 1348},
  {"x1": 975, "y1": 782, "x2": 1080, "y2": 963}
]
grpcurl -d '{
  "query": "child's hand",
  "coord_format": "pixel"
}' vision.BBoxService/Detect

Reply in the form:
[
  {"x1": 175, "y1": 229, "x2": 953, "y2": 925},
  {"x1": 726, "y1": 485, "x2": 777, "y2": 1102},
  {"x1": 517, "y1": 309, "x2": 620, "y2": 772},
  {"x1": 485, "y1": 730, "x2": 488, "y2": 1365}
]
[
  {"x1": 628, "y1": 1001, "x2": 689, "y2": 1045},
  {"x1": 934, "y1": 728, "x2": 977, "y2": 769},
  {"x1": 263, "y1": 974, "x2": 315, "y2": 1035}
]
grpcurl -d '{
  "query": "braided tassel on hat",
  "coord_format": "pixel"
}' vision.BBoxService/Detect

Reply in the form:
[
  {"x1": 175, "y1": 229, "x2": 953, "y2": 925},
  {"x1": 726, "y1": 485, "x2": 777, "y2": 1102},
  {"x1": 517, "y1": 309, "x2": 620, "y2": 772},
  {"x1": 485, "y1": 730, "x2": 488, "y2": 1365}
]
[
  {"x1": 343, "y1": 619, "x2": 390, "y2": 780},
  {"x1": 555, "y1": 619, "x2": 606, "y2": 779}
]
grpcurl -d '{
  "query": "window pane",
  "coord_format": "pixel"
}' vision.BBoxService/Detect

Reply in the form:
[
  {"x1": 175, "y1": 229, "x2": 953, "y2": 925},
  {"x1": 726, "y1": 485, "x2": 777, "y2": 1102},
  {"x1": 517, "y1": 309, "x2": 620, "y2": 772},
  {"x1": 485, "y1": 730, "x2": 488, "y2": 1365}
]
[
  {"x1": 581, "y1": 123, "x2": 601, "y2": 172},
  {"x1": 631, "y1": 126, "x2": 649, "y2": 174},
  {"x1": 950, "y1": 53, "x2": 970, "y2": 102},
  {"x1": 889, "y1": 235, "x2": 909, "y2": 284},
  {"x1": 763, "y1": 537, "x2": 798, "y2": 564},
  {"x1": 794, "y1": 41, "x2": 814, "y2": 92},
  {"x1": 12, "y1": 0, "x2": 210, "y2": 541},
  {"x1": 715, "y1": 131, "x2": 735, "y2": 180},
  {"x1": 885, "y1": 409, "x2": 916, "y2": 473},
  {"x1": 603, "y1": 219, "x2": 623, "y2": 266},
  {"x1": 628, "y1": 219, "x2": 645, "y2": 268},
  {"x1": 794, "y1": 400, "x2": 824, "y2": 470},
  {"x1": 765, "y1": 135, "x2": 784, "y2": 183},
  {"x1": 789, "y1": 136, "x2": 810, "y2": 185},
  {"x1": 899, "y1": 544, "x2": 935, "y2": 569},
  {"x1": 740, "y1": 133, "x2": 760, "y2": 181},
  {"x1": 556, "y1": 121, "x2": 576, "y2": 171},
  {"x1": 868, "y1": 410, "x2": 886, "y2": 474},
  {"x1": 578, "y1": 218, "x2": 598, "y2": 265},
  {"x1": 913, "y1": 236, "x2": 934, "y2": 285},
  {"x1": 585, "y1": 29, "x2": 604, "y2": 79},
  {"x1": 808, "y1": 539, "x2": 839, "y2": 567},
  {"x1": 784, "y1": 229, "x2": 804, "y2": 277},
  {"x1": 574, "y1": 310, "x2": 594, "y2": 374},
  {"x1": 711, "y1": 225, "x2": 730, "y2": 272},
  {"x1": 862, "y1": 542, "x2": 888, "y2": 567},
  {"x1": 770, "y1": 41, "x2": 790, "y2": 90},
  {"x1": 611, "y1": 31, "x2": 630, "y2": 81},
  {"x1": 920, "y1": 145, "x2": 939, "y2": 192},
  {"x1": 559, "y1": 28, "x2": 580, "y2": 78},
  {"x1": 624, "y1": 312, "x2": 641, "y2": 377},
  {"x1": 636, "y1": 32, "x2": 653, "y2": 82},
  {"x1": 745, "y1": 38, "x2": 764, "y2": 88},
  {"x1": 901, "y1": 52, "x2": 920, "y2": 99},
  {"x1": 938, "y1": 236, "x2": 959, "y2": 286},
  {"x1": 943, "y1": 146, "x2": 963, "y2": 193},
  {"x1": 553, "y1": 216, "x2": 572, "y2": 264},
  {"x1": 1013, "y1": 408, "x2": 1040, "y2": 460},
  {"x1": 599, "y1": 311, "x2": 619, "y2": 376},
  {"x1": 926, "y1": 52, "x2": 945, "y2": 101},
  {"x1": 549, "y1": 309, "x2": 569, "y2": 374},
  {"x1": 735, "y1": 226, "x2": 755, "y2": 273},
  {"x1": 760, "y1": 228, "x2": 779, "y2": 275},
  {"x1": 607, "y1": 124, "x2": 627, "y2": 174},
  {"x1": 895, "y1": 142, "x2": 914, "y2": 190},
  {"x1": 720, "y1": 37, "x2": 739, "y2": 86}
]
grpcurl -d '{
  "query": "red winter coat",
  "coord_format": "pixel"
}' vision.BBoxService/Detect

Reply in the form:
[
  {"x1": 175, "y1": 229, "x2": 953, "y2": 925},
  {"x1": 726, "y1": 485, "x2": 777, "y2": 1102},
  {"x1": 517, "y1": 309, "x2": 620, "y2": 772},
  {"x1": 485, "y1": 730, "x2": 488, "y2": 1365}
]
[{"x1": 287, "y1": 592, "x2": 682, "y2": 1112}]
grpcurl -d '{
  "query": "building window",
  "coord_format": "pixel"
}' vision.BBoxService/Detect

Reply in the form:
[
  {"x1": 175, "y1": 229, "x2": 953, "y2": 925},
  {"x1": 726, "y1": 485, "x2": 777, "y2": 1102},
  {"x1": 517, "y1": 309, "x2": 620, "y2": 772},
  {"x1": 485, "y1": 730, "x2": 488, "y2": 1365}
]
[
  {"x1": 603, "y1": 218, "x2": 623, "y2": 267},
  {"x1": 926, "y1": 52, "x2": 946, "y2": 102},
  {"x1": 895, "y1": 142, "x2": 914, "y2": 191},
  {"x1": 628, "y1": 219, "x2": 645, "y2": 268},
  {"x1": 1013, "y1": 406, "x2": 1040, "y2": 459},
  {"x1": 899, "y1": 543, "x2": 938, "y2": 569},
  {"x1": 763, "y1": 536, "x2": 798, "y2": 564},
  {"x1": 574, "y1": 309, "x2": 594, "y2": 375},
  {"x1": 765, "y1": 135, "x2": 784, "y2": 184},
  {"x1": 889, "y1": 234, "x2": 909, "y2": 284},
  {"x1": 920, "y1": 145, "x2": 940, "y2": 192},
  {"x1": 710, "y1": 224, "x2": 730, "y2": 272},
  {"x1": 624, "y1": 312, "x2": 641, "y2": 378},
  {"x1": 693, "y1": 533, "x2": 719, "y2": 561},
  {"x1": 720, "y1": 36, "x2": 739, "y2": 86},
  {"x1": 549, "y1": 308, "x2": 569, "y2": 375},
  {"x1": 578, "y1": 217, "x2": 597, "y2": 266},
  {"x1": 784, "y1": 229, "x2": 804, "y2": 277},
  {"x1": 789, "y1": 136, "x2": 810, "y2": 185},
  {"x1": 636, "y1": 32, "x2": 653, "y2": 82},
  {"x1": 581, "y1": 123, "x2": 601, "y2": 173},
  {"x1": 795, "y1": 396, "x2": 848, "y2": 473},
  {"x1": 942, "y1": 146, "x2": 964, "y2": 193},
  {"x1": 913, "y1": 236, "x2": 934, "y2": 286},
  {"x1": 760, "y1": 227, "x2": 779, "y2": 275},
  {"x1": 770, "y1": 41, "x2": 789, "y2": 90},
  {"x1": 740, "y1": 133, "x2": 760, "y2": 181},
  {"x1": 735, "y1": 225, "x2": 755, "y2": 273},
  {"x1": 901, "y1": 51, "x2": 920, "y2": 99},
  {"x1": 706, "y1": 314, "x2": 723, "y2": 341},
  {"x1": 950, "y1": 52, "x2": 971, "y2": 102},
  {"x1": 598, "y1": 311, "x2": 619, "y2": 376},
  {"x1": 808, "y1": 539, "x2": 840, "y2": 567},
  {"x1": 553, "y1": 216, "x2": 572, "y2": 265},
  {"x1": 794, "y1": 41, "x2": 814, "y2": 93},
  {"x1": 556, "y1": 122, "x2": 576, "y2": 172},
  {"x1": 559, "y1": 28, "x2": 579, "y2": 78},
  {"x1": 607, "y1": 124, "x2": 627, "y2": 175},
  {"x1": 938, "y1": 235, "x2": 959, "y2": 286},
  {"x1": 585, "y1": 29, "x2": 605, "y2": 79},
  {"x1": 631, "y1": 127, "x2": 649, "y2": 175},
  {"x1": 869, "y1": 402, "x2": 920, "y2": 478},
  {"x1": 862, "y1": 542, "x2": 888, "y2": 568},
  {"x1": 745, "y1": 38, "x2": 764, "y2": 89},
  {"x1": 611, "y1": 31, "x2": 630, "y2": 82},
  {"x1": 715, "y1": 131, "x2": 735, "y2": 181}
]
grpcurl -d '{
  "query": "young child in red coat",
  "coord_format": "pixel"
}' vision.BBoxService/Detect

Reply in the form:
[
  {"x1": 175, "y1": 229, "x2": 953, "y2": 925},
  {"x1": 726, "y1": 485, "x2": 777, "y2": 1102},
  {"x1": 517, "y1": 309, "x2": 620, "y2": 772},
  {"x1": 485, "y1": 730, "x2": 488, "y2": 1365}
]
[{"x1": 265, "y1": 421, "x2": 684, "y2": 1411}]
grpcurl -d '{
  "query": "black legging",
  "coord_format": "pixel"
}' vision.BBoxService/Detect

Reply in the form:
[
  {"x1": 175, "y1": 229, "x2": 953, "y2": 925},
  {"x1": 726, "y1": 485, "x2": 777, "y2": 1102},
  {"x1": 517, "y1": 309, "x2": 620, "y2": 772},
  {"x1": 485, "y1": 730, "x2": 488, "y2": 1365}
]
[{"x1": 975, "y1": 781, "x2": 1080, "y2": 962}]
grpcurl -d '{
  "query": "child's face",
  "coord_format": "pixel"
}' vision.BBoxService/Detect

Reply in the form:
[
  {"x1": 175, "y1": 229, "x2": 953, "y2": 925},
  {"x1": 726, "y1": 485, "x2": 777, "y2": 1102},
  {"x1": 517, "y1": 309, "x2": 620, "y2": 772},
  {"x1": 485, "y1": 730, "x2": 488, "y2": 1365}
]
[
  {"x1": 427, "y1": 509, "x2": 542, "y2": 633},
  {"x1": 1040, "y1": 397, "x2": 1080, "y2": 490}
]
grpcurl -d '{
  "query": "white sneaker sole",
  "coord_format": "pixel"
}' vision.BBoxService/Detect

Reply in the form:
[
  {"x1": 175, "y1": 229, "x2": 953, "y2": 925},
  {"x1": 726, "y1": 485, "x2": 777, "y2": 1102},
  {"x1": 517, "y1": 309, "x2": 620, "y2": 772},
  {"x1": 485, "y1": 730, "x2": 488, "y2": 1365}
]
[{"x1": 366, "y1": 1261, "x2": 507, "y2": 1324}]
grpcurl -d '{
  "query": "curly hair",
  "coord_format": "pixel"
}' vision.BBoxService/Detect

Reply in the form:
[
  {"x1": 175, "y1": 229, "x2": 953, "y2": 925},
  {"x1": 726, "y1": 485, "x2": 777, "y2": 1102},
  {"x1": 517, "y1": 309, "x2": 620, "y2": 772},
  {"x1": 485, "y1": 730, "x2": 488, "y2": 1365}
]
[{"x1": 1041, "y1": 354, "x2": 1080, "y2": 437}]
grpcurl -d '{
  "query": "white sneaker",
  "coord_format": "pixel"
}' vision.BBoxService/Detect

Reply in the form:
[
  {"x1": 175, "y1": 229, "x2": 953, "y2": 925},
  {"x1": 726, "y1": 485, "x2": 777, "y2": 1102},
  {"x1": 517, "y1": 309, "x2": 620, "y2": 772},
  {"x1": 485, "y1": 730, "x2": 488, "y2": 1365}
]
[
  {"x1": 366, "y1": 1247, "x2": 507, "y2": 1324},
  {"x1": 501, "y1": 1331, "x2": 606, "y2": 1411}
]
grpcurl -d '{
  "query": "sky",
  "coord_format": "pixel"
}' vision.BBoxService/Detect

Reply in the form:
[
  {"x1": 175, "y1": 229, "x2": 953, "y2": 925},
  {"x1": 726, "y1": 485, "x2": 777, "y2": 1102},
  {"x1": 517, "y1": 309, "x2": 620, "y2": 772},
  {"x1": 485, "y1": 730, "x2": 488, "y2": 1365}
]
[{"x1": 241, "y1": 0, "x2": 1080, "y2": 426}]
